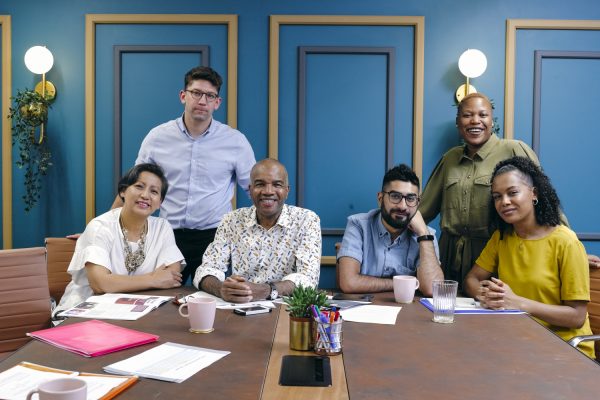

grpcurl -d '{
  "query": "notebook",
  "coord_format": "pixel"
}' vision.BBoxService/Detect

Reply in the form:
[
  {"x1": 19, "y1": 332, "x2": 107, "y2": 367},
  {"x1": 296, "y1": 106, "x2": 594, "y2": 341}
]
[{"x1": 27, "y1": 319, "x2": 159, "y2": 357}]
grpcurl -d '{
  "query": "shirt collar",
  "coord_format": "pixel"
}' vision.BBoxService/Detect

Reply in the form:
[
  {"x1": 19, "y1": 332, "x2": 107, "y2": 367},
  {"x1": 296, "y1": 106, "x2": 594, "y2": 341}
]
[
  {"x1": 461, "y1": 133, "x2": 499, "y2": 161},
  {"x1": 176, "y1": 114, "x2": 214, "y2": 139},
  {"x1": 246, "y1": 204, "x2": 290, "y2": 229}
]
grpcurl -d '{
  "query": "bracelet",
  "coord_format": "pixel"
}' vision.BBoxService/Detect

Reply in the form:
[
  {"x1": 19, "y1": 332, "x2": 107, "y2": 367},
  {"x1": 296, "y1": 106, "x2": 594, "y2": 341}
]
[{"x1": 416, "y1": 234, "x2": 435, "y2": 243}]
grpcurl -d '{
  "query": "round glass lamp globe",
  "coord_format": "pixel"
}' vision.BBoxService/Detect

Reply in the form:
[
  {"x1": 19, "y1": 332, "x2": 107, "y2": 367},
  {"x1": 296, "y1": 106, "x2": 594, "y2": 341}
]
[
  {"x1": 24, "y1": 46, "x2": 54, "y2": 74},
  {"x1": 458, "y1": 49, "x2": 487, "y2": 78}
]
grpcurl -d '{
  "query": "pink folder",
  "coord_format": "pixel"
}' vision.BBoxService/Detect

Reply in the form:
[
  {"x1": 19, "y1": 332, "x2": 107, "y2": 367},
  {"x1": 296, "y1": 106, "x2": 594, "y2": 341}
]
[{"x1": 27, "y1": 319, "x2": 159, "y2": 357}]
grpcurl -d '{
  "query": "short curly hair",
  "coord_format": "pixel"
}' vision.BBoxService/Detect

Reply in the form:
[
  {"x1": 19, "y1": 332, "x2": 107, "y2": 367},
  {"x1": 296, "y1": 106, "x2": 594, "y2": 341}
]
[{"x1": 490, "y1": 156, "x2": 561, "y2": 235}]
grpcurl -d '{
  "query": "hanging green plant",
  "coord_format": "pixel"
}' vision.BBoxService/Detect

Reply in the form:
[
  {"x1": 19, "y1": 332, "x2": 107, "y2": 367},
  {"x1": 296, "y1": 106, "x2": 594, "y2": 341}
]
[{"x1": 8, "y1": 89, "x2": 53, "y2": 212}]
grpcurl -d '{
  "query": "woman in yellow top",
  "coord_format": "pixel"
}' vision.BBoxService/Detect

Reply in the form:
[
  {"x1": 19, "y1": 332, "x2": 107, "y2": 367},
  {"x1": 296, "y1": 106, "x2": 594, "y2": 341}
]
[{"x1": 464, "y1": 156, "x2": 594, "y2": 358}]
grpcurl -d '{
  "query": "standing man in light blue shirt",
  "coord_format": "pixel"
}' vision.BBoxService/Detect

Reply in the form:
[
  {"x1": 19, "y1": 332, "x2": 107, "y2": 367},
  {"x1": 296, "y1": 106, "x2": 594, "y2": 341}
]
[
  {"x1": 113, "y1": 66, "x2": 256, "y2": 284},
  {"x1": 337, "y1": 164, "x2": 443, "y2": 296}
]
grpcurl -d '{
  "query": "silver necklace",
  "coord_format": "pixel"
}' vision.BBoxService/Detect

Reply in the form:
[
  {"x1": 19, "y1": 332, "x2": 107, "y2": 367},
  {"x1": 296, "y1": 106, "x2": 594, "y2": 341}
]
[{"x1": 119, "y1": 216, "x2": 147, "y2": 274}]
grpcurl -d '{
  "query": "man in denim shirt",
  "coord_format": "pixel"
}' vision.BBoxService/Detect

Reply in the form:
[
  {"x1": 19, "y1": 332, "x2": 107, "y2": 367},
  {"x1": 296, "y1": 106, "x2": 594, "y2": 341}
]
[{"x1": 337, "y1": 164, "x2": 443, "y2": 296}]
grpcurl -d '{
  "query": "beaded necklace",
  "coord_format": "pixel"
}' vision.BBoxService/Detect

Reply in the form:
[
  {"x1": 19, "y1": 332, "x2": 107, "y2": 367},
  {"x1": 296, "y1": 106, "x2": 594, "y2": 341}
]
[{"x1": 119, "y1": 215, "x2": 148, "y2": 274}]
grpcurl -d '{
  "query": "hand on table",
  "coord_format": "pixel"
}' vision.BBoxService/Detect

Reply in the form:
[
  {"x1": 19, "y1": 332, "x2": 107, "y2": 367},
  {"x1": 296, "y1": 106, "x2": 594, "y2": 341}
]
[
  {"x1": 151, "y1": 265, "x2": 182, "y2": 288},
  {"x1": 588, "y1": 254, "x2": 600, "y2": 269}
]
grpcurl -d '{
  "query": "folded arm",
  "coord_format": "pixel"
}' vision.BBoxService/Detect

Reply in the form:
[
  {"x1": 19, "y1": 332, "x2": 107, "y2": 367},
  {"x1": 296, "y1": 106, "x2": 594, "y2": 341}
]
[
  {"x1": 338, "y1": 256, "x2": 393, "y2": 293},
  {"x1": 86, "y1": 262, "x2": 182, "y2": 294}
]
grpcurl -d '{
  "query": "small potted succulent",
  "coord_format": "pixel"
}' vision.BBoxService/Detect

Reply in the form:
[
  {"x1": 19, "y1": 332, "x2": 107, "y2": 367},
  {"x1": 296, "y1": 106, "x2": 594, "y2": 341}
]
[{"x1": 283, "y1": 285, "x2": 328, "y2": 351}]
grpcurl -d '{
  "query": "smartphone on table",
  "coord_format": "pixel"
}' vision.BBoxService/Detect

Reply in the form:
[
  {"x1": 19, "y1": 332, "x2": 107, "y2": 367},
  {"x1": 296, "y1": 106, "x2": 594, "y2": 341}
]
[{"x1": 233, "y1": 305, "x2": 273, "y2": 316}]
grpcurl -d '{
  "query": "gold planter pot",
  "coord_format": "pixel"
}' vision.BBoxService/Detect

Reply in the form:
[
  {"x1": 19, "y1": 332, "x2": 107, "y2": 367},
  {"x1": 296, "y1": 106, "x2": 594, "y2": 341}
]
[{"x1": 289, "y1": 316, "x2": 313, "y2": 351}]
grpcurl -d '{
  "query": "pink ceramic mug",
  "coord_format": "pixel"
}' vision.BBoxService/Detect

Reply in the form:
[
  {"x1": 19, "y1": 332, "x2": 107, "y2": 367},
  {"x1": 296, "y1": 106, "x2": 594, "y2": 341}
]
[
  {"x1": 179, "y1": 297, "x2": 216, "y2": 333},
  {"x1": 26, "y1": 378, "x2": 87, "y2": 400},
  {"x1": 393, "y1": 275, "x2": 420, "y2": 303}
]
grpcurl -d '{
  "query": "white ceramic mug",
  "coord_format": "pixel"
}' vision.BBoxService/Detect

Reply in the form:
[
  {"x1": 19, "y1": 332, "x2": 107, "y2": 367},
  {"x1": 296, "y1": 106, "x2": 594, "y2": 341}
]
[
  {"x1": 179, "y1": 297, "x2": 216, "y2": 333},
  {"x1": 393, "y1": 275, "x2": 420, "y2": 303},
  {"x1": 26, "y1": 378, "x2": 86, "y2": 400}
]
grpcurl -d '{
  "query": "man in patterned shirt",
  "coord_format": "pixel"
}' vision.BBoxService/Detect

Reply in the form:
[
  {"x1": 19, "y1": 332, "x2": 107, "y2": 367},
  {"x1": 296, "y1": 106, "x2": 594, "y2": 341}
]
[{"x1": 193, "y1": 158, "x2": 321, "y2": 303}]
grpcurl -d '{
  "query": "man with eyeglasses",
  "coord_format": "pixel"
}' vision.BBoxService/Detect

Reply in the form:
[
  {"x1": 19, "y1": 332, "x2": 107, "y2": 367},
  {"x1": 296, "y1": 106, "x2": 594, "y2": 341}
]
[
  {"x1": 112, "y1": 66, "x2": 255, "y2": 285},
  {"x1": 337, "y1": 164, "x2": 443, "y2": 295}
]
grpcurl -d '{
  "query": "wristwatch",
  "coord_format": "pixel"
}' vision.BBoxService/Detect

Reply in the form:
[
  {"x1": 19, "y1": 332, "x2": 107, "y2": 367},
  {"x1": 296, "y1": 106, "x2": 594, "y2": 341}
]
[
  {"x1": 416, "y1": 234, "x2": 435, "y2": 243},
  {"x1": 267, "y1": 282, "x2": 279, "y2": 300}
]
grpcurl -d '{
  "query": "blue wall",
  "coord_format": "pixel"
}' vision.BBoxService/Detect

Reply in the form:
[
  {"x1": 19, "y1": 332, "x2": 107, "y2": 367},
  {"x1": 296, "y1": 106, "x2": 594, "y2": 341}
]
[{"x1": 2, "y1": 0, "x2": 600, "y2": 288}]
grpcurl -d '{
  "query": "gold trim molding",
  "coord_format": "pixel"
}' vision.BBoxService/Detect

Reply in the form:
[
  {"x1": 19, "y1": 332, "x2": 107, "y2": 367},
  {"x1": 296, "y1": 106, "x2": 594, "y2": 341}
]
[
  {"x1": 504, "y1": 19, "x2": 600, "y2": 139},
  {"x1": 268, "y1": 15, "x2": 425, "y2": 180},
  {"x1": 85, "y1": 14, "x2": 238, "y2": 223},
  {"x1": 1, "y1": 15, "x2": 12, "y2": 249}
]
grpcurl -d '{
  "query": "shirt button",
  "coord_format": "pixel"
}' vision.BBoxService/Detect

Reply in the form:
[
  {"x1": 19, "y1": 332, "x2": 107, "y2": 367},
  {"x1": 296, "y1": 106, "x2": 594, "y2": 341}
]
[{"x1": 467, "y1": 175, "x2": 471, "y2": 179}]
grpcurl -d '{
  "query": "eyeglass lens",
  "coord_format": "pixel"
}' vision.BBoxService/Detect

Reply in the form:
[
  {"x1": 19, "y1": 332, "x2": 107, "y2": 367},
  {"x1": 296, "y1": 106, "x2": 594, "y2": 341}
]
[
  {"x1": 386, "y1": 191, "x2": 418, "y2": 206},
  {"x1": 187, "y1": 90, "x2": 218, "y2": 102}
]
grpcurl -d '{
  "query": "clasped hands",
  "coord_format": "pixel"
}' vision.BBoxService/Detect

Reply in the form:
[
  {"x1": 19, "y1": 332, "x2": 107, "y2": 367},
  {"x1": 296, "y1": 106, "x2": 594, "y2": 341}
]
[
  {"x1": 477, "y1": 277, "x2": 520, "y2": 310},
  {"x1": 220, "y1": 275, "x2": 265, "y2": 303}
]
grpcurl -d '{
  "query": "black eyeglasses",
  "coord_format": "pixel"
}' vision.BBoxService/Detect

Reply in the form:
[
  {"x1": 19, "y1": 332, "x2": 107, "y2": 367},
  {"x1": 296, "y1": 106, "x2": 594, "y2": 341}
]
[
  {"x1": 185, "y1": 90, "x2": 219, "y2": 102},
  {"x1": 382, "y1": 191, "x2": 419, "y2": 206}
]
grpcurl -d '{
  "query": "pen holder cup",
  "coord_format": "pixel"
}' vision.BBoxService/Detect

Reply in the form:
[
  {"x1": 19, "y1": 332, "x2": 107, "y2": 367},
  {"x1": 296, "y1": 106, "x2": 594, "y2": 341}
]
[{"x1": 312, "y1": 318, "x2": 343, "y2": 356}]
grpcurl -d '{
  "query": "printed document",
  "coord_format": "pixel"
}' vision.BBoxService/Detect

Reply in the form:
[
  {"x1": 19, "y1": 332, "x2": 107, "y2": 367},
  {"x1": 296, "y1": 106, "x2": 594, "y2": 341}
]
[
  {"x1": 57, "y1": 293, "x2": 172, "y2": 320},
  {"x1": 104, "y1": 342, "x2": 230, "y2": 383},
  {"x1": 340, "y1": 305, "x2": 402, "y2": 325}
]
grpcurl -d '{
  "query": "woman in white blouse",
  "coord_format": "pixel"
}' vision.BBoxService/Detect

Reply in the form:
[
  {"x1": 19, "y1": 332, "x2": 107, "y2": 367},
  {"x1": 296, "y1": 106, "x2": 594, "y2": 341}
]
[{"x1": 56, "y1": 163, "x2": 184, "y2": 312}]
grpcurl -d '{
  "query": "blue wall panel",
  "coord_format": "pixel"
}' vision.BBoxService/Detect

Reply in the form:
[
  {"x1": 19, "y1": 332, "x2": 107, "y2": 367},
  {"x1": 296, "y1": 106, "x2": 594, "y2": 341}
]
[
  {"x1": 304, "y1": 53, "x2": 387, "y2": 229},
  {"x1": 514, "y1": 29, "x2": 600, "y2": 255},
  {"x1": 538, "y1": 57, "x2": 600, "y2": 254},
  {"x1": 514, "y1": 30, "x2": 600, "y2": 145}
]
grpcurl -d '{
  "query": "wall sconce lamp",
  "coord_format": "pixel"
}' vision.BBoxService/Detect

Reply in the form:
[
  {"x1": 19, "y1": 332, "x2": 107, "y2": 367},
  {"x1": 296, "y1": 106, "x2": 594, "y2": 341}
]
[
  {"x1": 24, "y1": 45, "x2": 56, "y2": 101},
  {"x1": 455, "y1": 49, "x2": 487, "y2": 102},
  {"x1": 24, "y1": 45, "x2": 55, "y2": 144}
]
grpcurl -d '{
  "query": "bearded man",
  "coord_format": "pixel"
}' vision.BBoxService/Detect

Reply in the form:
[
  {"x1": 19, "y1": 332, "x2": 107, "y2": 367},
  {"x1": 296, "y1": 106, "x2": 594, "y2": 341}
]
[{"x1": 337, "y1": 164, "x2": 443, "y2": 295}]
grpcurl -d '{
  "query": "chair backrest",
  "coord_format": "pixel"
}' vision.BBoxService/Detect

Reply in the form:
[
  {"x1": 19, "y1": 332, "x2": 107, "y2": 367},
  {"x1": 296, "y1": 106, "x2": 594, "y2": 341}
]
[
  {"x1": 45, "y1": 237, "x2": 76, "y2": 303},
  {"x1": 589, "y1": 268, "x2": 600, "y2": 357},
  {"x1": 0, "y1": 247, "x2": 51, "y2": 356}
]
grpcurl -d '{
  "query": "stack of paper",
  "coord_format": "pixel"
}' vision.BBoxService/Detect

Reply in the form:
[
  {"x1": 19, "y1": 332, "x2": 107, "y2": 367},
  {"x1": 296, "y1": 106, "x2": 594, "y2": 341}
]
[
  {"x1": 339, "y1": 305, "x2": 402, "y2": 324},
  {"x1": 0, "y1": 362, "x2": 137, "y2": 400},
  {"x1": 27, "y1": 319, "x2": 159, "y2": 357},
  {"x1": 104, "y1": 342, "x2": 230, "y2": 383},
  {"x1": 419, "y1": 298, "x2": 525, "y2": 314}
]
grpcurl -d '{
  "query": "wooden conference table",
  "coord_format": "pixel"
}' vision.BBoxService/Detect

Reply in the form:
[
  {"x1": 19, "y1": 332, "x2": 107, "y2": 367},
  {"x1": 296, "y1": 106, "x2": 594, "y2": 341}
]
[{"x1": 1, "y1": 288, "x2": 599, "y2": 399}]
